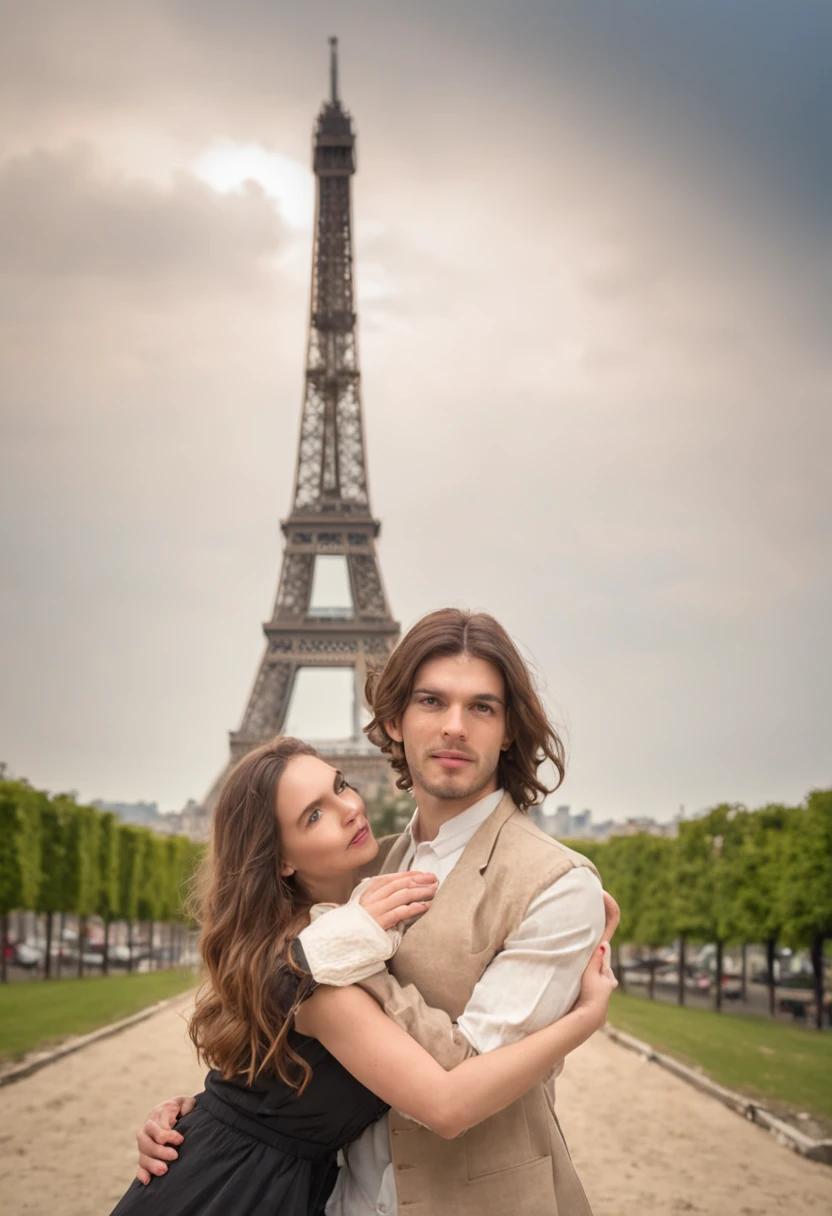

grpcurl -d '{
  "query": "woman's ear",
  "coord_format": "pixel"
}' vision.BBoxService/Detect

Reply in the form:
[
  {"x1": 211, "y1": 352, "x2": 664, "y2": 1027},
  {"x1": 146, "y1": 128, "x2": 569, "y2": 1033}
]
[{"x1": 280, "y1": 862, "x2": 295, "y2": 878}]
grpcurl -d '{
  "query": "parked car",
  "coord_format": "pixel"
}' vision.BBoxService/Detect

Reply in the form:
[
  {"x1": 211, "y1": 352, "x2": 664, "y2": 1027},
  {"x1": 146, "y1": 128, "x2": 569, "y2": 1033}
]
[{"x1": 13, "y1": 941, "x2": 44, "y2": 969}]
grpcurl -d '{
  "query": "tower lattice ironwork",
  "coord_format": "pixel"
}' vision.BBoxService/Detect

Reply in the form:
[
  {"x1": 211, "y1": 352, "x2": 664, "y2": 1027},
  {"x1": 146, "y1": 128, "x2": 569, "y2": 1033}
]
[{"x1": 206, "y1": 38, "x2": 399, "y2": 810}]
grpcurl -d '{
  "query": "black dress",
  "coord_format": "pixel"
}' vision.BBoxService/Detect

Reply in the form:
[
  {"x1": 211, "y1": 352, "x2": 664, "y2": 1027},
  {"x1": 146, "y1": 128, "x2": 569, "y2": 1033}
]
[{"x1": 110, "y1": 969, "x2": 388, "y2": 1216}]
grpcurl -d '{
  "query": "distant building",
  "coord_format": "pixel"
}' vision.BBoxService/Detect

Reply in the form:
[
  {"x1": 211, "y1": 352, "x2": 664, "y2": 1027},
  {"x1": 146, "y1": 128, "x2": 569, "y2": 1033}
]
[
  {"x1": 570, "y1": 809, "x2": 593, "y2": 837},
  {"x1": 554, "y1": 805, "x2": 572, "y2": 836},
  {"x1": 592, "y1": 819, "x2": 615, "y2": 840},
  {"x1": 531, "y1": 802, "x2": 676, "y2": 842},
  {"x1": 92, "y1": 799, "x2": 161, "y2": 826},
  {"x1": 530, "y1": 801, "x2": 593, "y2": 839},
  {"x1": 178, "y1": 799, "x2": 212, "y2": 843},
  {"x1": 91, "y1": 796, "x2": 210, "y2": 842}
]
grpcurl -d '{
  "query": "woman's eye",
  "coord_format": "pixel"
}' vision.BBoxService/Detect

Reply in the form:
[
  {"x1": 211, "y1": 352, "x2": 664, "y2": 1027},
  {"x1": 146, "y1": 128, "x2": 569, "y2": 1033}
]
[{"x1": 308, "y1": 809, "x2": 321, "y2": 825}]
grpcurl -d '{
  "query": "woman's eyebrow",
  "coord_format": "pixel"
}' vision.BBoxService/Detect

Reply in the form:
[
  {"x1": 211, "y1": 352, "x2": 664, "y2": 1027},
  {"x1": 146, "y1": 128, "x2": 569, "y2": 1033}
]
[{"x1": 297, "y1": 770, "x2": 344, "y2": 824}]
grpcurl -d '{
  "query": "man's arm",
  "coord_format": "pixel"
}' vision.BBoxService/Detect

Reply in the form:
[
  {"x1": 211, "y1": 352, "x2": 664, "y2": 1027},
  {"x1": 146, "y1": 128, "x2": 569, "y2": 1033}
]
[
  {"x1": 357, "y1": 868, "x2": 608, "y2": 1067},
  {"x1": 136, "y1": 1096, "x2": 196, "y2": 1184}
]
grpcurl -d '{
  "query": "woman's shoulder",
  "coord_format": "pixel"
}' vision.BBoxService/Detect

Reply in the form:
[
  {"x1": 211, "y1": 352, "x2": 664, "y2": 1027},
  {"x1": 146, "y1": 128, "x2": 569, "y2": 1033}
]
[{"x1": 271, "y1": 942, "x2": 318, "y2": 1018}]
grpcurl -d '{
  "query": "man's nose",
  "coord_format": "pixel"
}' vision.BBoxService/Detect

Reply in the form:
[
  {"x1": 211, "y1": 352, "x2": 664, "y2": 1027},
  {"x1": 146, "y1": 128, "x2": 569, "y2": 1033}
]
[{"x1": 441, "y1": 706, "x2": 467, "y2": 738}]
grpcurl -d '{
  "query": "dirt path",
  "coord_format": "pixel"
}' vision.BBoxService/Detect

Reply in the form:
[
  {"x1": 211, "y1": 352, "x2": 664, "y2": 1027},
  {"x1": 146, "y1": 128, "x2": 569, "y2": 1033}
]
[{"x1": 1, "y1": 998, "x2": 830, "y2": 1216}]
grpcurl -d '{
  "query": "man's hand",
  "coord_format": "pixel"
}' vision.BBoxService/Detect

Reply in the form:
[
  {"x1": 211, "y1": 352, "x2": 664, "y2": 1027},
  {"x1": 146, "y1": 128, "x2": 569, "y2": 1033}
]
[
  {"x1": 358, "y1": 872, "x2": 439, "y2": 930},
  {"x1": 136, "y1": 1095, "x2": 195, "y2": 1185},
  {"x1": 602, "y1": 890, "x2": 620, "y2": 944}
]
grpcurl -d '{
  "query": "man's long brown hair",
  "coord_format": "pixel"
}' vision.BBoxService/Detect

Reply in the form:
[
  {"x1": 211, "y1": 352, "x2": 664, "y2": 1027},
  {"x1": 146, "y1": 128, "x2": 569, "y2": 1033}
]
[
  {"x1": 188, "y1": 736, "x2": 318, "y2": 1090},
  {"x1": 365, "y1": 608, "x2": 565, "y2": 810}
]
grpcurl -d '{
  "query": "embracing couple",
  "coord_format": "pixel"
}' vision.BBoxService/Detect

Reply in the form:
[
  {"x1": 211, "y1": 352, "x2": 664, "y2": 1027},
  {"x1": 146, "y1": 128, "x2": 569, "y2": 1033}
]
[{"x1": 111, "y1": 608, "x2": 619, "y2": 1216}]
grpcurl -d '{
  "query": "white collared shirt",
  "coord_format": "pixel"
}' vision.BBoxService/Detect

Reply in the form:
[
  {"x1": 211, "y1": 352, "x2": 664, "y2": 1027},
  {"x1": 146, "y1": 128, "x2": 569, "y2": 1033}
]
[{"x1": 312, "y1": 788, "x2": 604, "y2": 1216}]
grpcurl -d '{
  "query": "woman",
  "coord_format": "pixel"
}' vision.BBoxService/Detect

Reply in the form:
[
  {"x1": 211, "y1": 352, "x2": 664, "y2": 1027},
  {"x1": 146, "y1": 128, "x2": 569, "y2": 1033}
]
[{"x1": 111, "y1": 737, "x2": 616, "y2": 1216}]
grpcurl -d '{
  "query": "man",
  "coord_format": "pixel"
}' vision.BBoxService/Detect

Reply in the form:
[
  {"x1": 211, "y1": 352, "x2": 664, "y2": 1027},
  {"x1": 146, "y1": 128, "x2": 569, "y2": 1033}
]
[{"x1": 138, "y1": 609, "x2": 616, "y2": 1215}]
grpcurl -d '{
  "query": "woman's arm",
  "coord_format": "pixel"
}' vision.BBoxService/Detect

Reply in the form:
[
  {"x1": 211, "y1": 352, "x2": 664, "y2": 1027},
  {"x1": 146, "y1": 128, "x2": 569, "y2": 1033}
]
[{"x1": 294, "y1": 942, "x2": 615, "y2": 1140}]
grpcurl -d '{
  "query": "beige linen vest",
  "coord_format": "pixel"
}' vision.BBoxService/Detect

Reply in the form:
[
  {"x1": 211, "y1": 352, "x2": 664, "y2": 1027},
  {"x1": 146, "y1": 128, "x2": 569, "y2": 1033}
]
[{"x1": 364, "y1": 792, "x2": 600, "y2": 1216}]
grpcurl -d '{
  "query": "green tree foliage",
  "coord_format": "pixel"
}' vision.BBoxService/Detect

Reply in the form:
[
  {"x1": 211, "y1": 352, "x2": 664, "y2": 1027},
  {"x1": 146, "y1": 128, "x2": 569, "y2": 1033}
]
[
  {"x1": 0, "y1": 782, "x2": 43, "y2": 981},
  {"x1": 174, "y1": 838, "x2": 206, "y2": 927},
  {"x1": 1, "y1": 780, "x2": 201, "y2": 979},
  {"x1": 61, "y1": 801, "x2": 100, "y2": 921},
  {"x1": 136, "y1": 830, "x2": 163, "y2": 923},
  {"x1": 367, "y1": 791, "x2": 415, "y2": 839},
  {"x1": 0, "y1": 782, "x2": 42, "y2": 916},
  {"x1": 777, "y1": 790, "x2": 832, "y2": 1029},
  {"x1": 37, "y1": 795, "x2": 69, "y2": 979},
  {"x1": 117, "y1": 824, "x2": 144, "y2": 969},
  {"x1": 571, "y1": 795, "x2": 832, "y2": 1024},
  {"x1": 96, "y1": 812, "x2": 120, "y2": 923}
]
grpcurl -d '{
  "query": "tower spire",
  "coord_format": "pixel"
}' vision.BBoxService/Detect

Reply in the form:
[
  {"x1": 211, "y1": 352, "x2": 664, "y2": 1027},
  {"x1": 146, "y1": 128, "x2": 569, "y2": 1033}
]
[
  {"x1": 329, "y1": 35, "x2": 339, "y2": 104},
  {"x1": 204, "y1": 40, "x2": 399, "y2": 814}
]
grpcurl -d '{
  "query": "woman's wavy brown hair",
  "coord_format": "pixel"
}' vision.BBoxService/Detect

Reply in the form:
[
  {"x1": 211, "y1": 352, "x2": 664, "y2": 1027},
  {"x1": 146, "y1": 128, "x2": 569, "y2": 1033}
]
[
  {"x1": 365, "y1": 608, "x2": 565, "y2": 811},
  {"x1": 188, "y1": 736, "x2": 319, "y2": 1091}
]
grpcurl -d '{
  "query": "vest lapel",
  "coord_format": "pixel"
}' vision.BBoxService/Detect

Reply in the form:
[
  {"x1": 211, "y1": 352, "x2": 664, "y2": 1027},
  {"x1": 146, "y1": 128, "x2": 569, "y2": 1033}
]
[
  {"x1": 395, "y1": 792, "x2": 519, "y2": 962},
  {"x1": 379, "y1": 830, "x2": 412, "y2": 874}
]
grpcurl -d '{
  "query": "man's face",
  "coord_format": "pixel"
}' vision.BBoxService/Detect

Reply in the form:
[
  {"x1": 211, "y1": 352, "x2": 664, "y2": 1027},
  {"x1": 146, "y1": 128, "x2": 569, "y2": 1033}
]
[{"x1": 387, "y1": 653, "x2": 511, "y2": 803}]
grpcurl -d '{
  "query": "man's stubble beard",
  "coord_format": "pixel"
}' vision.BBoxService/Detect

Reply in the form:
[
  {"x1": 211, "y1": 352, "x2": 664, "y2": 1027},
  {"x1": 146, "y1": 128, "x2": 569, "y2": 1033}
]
[{"x1": 408, "y1": 753, "x2": 500, "y2": 803}]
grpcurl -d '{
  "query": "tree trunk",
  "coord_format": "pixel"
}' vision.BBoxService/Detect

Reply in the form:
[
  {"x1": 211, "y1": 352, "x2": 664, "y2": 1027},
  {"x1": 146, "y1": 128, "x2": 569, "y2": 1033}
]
[
  {"x1": 148, "y1": 920, "x2": 155, "y2": 971},
  {"x1": 57, "y1": 911, "x2": 66, "y2": 979},
  {"x1": 766, "y1": 937, "x2": 776, "y2": 1017},
  {"x1": 714, "y1": 939, "x2": 723, "y2": 1012},
  {"x1": 615, "y1": 944, "x2": 625, "y2": 993},
  {"x1": 677, "y1": 934, "x2": 687, "y2": 1006},
  {"x1": 811, "y1": 933, "x2": 825, "y2": 1032},
  {"x1": 1, "y1": 913, "x2": 8, "y2": 983},
  {"x1": 127, "y1": 921, "x2": 134, "y2": 973},
  {"x1": 77, "y1": 915, "x2": 86, "y2": 978},
  {"x1": 740, "y1": 942, "x2": 748, "y2": 1003},
  {"x1": 45, "y1": 912, "x2": 53, "y2": 979},
  {"x1": 647, "y1": 959, "x2": 656, "y2": 1001},
  {"x1": 103, "y1": 919, "x2": 110, "y2": 976}
]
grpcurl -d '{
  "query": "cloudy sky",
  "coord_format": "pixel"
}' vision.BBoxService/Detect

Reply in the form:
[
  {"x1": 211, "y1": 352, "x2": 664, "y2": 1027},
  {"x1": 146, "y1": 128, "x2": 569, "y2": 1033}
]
[{"x1": 1, "y1": 1, "x2": 829, "y2": 821}]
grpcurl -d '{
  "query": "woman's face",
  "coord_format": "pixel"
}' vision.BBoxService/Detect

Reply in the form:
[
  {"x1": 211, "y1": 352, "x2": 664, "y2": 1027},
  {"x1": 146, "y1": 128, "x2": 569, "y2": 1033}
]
[{"x1": 276, "y1": 753, "x2": 379, "y2": 886}]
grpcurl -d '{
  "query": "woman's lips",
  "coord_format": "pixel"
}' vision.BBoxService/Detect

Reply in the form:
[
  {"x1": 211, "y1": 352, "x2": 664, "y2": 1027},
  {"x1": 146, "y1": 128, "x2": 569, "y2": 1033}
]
[{"x1": 349, "y1": 825, "x2": 370, "y2": 847}]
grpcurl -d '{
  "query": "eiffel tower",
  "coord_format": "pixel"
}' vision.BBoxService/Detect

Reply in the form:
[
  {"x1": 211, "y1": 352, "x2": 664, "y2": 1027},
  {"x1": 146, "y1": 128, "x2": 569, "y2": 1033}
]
[{"x1": 205, "y1": 39, "x2": 399, "y2": 811}]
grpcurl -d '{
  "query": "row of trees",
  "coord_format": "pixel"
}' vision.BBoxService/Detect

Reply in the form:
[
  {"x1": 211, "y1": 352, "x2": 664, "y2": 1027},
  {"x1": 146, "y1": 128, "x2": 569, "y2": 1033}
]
[
  {"x1": 572, "y1": 789, "x2": 832, "y2": 1029},
  {"x1": 0, "y1": 779, "x2": 205, "y2": 981}
]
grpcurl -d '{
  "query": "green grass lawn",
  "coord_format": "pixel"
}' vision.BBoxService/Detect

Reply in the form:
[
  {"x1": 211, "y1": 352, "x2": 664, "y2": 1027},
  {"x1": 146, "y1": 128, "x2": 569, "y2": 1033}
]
[
  {"x1": 608, "y1": 991, "x2": 832, "y2": 1128},
  {"x1": 0, "y1": 970, "x2": 197, "y2": 1064}
]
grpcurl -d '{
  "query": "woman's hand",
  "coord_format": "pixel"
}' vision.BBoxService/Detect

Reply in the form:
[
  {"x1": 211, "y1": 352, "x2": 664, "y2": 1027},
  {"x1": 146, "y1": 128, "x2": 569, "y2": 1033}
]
[
  {"x1": 574, "y1": 941, "x2": 618, "y2": 1029},
  {"x1": 358, "y1": 872, "x2": 439, "y2": 930}
]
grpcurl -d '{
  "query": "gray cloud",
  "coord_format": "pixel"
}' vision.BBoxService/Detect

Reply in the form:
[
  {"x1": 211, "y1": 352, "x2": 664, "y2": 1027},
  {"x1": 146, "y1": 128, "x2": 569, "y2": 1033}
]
[{"x1": 0, "y1": 143, "x2": 284, "y2": 282}]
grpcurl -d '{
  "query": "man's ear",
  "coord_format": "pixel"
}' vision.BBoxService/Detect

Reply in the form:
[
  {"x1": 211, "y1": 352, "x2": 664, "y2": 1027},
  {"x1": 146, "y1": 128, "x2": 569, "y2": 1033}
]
[
  {"x1": 385, "y1": 718, "x2": 404, "y2": 744},
  {"x1": 500, "y1": 732, "x2": 513, "y2": 752}
]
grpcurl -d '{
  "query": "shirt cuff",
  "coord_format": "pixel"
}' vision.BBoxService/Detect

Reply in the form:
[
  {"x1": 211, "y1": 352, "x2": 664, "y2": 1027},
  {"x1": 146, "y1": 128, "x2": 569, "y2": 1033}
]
[{"x1": 297, "y1": 884, "x2": 401, "y2": 986}]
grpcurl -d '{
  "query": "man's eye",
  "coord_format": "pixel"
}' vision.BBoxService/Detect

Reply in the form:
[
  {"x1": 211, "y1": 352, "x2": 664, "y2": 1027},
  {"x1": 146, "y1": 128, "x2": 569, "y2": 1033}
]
[
  {"x1": 308, "y1": 809, "x2": 321, "y2": 825},
  {"x1": 420, "y1": 697, "x2": 438, "y2": 706},
  {"x1": 474, "y1": 703, "x2": 493, "y2": 714}
]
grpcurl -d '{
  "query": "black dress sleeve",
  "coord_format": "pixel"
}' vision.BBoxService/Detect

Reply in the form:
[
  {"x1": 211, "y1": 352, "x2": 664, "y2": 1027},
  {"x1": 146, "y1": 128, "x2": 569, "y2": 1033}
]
[{"x1": 271, "y1": 944, "x2": 319, "y2": 1021}]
